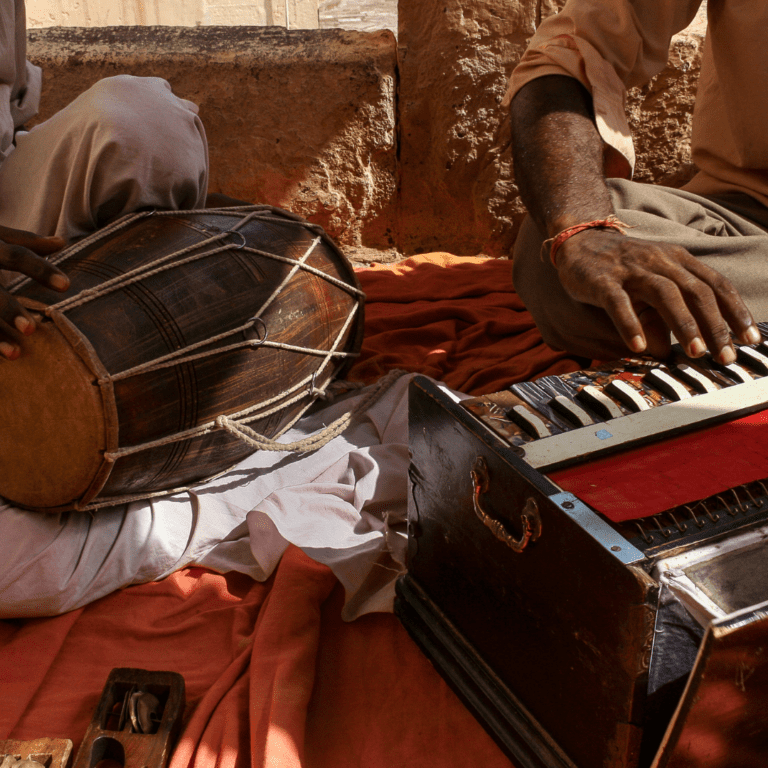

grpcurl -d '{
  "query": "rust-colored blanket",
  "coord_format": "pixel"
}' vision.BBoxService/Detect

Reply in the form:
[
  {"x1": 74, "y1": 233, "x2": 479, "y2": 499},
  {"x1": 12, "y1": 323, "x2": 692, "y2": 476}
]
[{"x1": 0, "y1": 255, "x2": 579, "y2": 768}]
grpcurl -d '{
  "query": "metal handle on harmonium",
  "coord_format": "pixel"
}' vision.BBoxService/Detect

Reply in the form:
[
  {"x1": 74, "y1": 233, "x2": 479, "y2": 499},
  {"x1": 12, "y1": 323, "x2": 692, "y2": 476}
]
[{"x1": 470, "y1": 456, "x2": 542, "y2": 553}]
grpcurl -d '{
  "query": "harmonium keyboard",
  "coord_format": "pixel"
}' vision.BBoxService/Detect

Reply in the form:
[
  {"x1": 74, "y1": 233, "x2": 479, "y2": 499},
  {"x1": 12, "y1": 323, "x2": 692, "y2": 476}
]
[{"x1": 396, "y1": 331, "x2": 768, "y2": 768}]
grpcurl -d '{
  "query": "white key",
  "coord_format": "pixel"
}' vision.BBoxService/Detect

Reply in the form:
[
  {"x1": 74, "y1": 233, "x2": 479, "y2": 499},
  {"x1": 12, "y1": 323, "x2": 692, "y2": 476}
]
[
  {"x1": 507, "y1": 405, "x2": 551, "y2": 439},
  {"x1": 550, "y1": 395, "x2": 594, "y2": 427},
  {"x1": 721, "y1": 363, "x2": 753, "y2": 384},
  {"x1": 604, "y1": 379, "x2": 651, "y2": 412},
  {"x1": 737, "y1": 345, "x2": 768, "y2": 375},
  {"x1": 673, "y1": 364, "x2": 719, "y2": 393},
  {"x1": 522, "y1": 374, "x2": 768, "y2": 470},
  {"x1": 644, "y1": 368, "x2": 691, "y2": 401},
  {"x1": 576, "y1": 384, "x2": 624, "y2": 419}
]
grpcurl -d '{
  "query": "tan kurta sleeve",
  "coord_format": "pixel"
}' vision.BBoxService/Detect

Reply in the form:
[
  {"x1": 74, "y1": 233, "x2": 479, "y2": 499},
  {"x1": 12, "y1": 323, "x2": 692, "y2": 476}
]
[
  {"x1": 0, "y1": 0, "x2": 41, "y2": 160},
  {"x1": 504, "y1": 0, "x2": 703, "y2": 174}
]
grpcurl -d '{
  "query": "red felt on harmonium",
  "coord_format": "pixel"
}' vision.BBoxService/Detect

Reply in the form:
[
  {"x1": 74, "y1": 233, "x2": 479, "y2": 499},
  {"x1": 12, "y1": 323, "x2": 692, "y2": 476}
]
[{"x1": 548, "y1": 408, "x2": 768, "y2": 522}]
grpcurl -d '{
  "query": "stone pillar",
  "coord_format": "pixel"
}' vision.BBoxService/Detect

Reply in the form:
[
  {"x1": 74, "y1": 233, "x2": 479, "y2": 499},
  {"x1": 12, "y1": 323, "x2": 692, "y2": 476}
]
[{"x1": 396, "y1": 0, "x2": 564, "y2": 258}]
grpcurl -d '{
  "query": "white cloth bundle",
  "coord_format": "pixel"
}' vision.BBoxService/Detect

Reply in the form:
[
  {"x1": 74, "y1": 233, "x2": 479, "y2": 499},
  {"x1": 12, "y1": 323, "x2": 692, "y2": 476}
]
[{"x1": 0, "y1": 374, "x2": 462, "y2": 621}]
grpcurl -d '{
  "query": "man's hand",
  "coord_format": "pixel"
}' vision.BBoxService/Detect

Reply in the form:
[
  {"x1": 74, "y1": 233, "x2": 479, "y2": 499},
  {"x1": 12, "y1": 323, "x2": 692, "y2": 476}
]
[
  {"x1": 510, "y1": 75, "x2": 761, "y2": 362},
  {"x1": 0, "y1": 225, "x2": 70, "y2": 360},
  {"x1": 554, "y1": 228, "x2": 760, "y2": 362}
]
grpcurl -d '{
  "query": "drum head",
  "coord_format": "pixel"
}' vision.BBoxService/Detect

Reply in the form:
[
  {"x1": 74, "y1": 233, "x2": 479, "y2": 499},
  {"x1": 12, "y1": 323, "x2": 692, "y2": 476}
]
[{"x1": 0, "y1": 320, "x2": 107, "y2": 510}]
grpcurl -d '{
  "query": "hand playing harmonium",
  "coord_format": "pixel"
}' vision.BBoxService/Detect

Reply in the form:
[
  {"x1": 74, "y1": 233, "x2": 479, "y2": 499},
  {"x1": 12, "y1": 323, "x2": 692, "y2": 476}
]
[{"x1": 460, "y1": 325, "x2": 768, "y2": 551}]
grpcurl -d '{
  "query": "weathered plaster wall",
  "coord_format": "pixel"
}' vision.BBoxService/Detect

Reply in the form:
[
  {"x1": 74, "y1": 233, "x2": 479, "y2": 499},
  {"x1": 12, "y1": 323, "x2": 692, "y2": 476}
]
[
  {"x1": 396, "y1": 0, "x2": 564, "y2": 258},
  {"x1": 627, "y1": 32, "x2": 704, "y2": 189},
  {"x1": 26, "y1": 0, "x2": 320, "y2": 29},
  {"x1": 27, "y1": 26, "x2": 398, "y2": 260}
]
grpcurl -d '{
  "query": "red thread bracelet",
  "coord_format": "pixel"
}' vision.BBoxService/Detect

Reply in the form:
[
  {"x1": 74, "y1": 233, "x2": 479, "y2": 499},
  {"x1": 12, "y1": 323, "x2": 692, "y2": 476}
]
[{"x1": 544, "y1": 215, "x2": 630, "y2": 267}]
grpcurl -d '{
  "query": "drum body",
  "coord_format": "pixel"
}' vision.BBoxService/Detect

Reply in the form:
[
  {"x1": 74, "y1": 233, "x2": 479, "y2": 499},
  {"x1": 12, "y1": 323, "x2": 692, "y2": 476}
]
[{"x1": 1, "y1": 206, "x2": 364, "y2": 512}]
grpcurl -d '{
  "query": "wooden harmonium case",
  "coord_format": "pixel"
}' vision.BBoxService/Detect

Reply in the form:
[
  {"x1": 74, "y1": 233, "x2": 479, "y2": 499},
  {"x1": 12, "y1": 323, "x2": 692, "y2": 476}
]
[{"x1": 397, "y1": 333, "x2": 768, "y2": 768}]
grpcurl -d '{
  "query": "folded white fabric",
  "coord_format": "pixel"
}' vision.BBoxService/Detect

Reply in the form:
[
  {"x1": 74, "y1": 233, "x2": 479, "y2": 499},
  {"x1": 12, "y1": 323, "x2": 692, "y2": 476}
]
[{"x1": 0, "y1": 373, "x2": 456, "y2": 620}]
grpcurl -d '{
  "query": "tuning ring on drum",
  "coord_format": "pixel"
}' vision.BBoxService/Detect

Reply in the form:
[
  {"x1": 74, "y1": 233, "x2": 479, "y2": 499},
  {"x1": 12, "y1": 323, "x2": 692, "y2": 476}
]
[
  {"x1": 225, "y1": 230, "x2": 247, "y2": 249},
  {"x1": 246, "y1": 316, "x2": 268, "y2": 345},
  {"x1": 309, "y1": 370, "x2": 326, "y2": 398}
]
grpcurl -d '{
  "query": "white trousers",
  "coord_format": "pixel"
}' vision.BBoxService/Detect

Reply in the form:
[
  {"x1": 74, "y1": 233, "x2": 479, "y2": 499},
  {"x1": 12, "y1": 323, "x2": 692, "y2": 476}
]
[
  {"x1": 0, "y1": 375, "x2": 416, "y2": 622},
  {"x1": 0, "y1": 74, "x2": 209, "y2": 240}
]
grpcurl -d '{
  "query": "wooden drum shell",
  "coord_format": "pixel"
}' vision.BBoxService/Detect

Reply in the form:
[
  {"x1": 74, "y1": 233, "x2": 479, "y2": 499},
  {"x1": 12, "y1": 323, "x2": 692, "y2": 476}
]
[{"x1": 2, "y1": 208, "x2": 364, "y2": 513}]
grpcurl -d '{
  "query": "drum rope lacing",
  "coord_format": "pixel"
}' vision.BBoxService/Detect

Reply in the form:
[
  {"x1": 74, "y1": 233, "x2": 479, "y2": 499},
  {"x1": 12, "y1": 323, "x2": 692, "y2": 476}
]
[
  {"x1": 10, "y1": 205, "x2": 376, "y2": 511},
  {"x1": 213, "y1": 367, "x2": 407, "y2": 453},
  {"x1": 97, "y1": 302, "x2": 363, "y2": 455},
  {"x1": 9, "y1": 206, "x2": 365, "y2": 304},
  {"x1": 81, "y1": 368, "x2": 408, "y2": 512}
]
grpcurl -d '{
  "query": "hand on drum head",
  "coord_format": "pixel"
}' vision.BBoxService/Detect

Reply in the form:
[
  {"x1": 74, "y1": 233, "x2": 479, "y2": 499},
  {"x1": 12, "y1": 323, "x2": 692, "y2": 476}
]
[{"x1": 0, "y1": 225, "x2": 70, "y2": 360}]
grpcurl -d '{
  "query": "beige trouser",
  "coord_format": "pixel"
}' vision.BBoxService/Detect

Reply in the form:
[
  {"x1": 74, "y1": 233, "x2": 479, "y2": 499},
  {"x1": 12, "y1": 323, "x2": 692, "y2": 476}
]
[
  {"x1": 513, "y1": 179, "x2": 768, "y2": 355},
  {"x1": 0, "y1": 74, "x2": 209, "y2": 242}
]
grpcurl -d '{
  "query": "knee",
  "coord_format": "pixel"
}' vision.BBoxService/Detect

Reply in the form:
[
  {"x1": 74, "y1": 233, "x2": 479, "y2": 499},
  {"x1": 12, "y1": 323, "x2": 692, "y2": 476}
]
[{"x1": 75, "y1": 75, "x2": 208, "y2": 180}]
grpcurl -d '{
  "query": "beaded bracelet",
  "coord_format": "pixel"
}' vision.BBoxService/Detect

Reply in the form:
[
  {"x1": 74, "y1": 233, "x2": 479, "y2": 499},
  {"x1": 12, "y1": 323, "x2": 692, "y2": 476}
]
[{"x1": 543, "y1": 215, "x2": 631, "y2": 267}]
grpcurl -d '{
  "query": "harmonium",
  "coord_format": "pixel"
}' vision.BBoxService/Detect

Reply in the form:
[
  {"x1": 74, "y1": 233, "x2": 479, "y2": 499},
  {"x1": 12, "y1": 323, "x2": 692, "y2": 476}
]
[{"x1": 395, "y1": 333, "x2": 768, "y2": 768}]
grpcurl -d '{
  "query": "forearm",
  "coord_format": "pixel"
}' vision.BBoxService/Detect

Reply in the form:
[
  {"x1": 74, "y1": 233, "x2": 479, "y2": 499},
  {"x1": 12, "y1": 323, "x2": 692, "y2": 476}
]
[{"x1": 510, "y1": 75, "x2": 613, "y2": 238}]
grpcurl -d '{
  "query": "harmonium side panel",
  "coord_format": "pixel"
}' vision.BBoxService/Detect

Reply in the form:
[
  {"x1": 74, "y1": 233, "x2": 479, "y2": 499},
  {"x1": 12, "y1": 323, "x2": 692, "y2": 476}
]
[{"x1": 406, "y1": 376, "x2": 658, "y2": 768}]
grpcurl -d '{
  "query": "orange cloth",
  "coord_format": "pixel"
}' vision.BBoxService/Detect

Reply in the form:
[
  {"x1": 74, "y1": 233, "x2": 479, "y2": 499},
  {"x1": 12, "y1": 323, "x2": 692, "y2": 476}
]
[
  {"x1": 0, "y1": 549, "x2": 507, "y2": 768},
  {"x1": 352, "y1": 253, "x2": 579, "y2": 394},
  {"x1": 0, "y1": 253, "x2": 576, "y2": 768}
]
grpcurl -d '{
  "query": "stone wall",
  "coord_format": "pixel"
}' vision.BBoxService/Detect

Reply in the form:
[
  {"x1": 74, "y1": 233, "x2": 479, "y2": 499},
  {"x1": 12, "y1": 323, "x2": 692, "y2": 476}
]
[
  {"x1": 396, "y1": 0, "x2": 564, "y2": 258},
  {"x1": 26, "y1": 3, "x2": 705, "y2": 262},
  {"x1": 26, "y1": 0, "x2": 320, "y2": 29},
  {"x1": 627, "y1": 33, "x2": 703, "y2": 189},
  {"x1": 27, "y1": 26, "x2": 398, "y2": 261}
]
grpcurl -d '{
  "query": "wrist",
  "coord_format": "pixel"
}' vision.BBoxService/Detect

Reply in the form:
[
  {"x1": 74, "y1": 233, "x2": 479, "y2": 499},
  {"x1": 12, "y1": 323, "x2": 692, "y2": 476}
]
[{"x1": 544, "y1": 216, "x2": 632, "y2": 267}]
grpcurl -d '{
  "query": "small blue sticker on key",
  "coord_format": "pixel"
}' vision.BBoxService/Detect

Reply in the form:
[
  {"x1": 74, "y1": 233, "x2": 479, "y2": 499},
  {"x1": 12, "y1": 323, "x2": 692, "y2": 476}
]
[{"x1": 595, "y1": 429, "x2": 613, "y2": 440}]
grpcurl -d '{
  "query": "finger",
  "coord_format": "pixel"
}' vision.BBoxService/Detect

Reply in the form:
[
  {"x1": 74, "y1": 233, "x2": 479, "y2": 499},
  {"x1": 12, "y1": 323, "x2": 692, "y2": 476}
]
[
  {"x1": 0, "y1": 224, "x2": 66, "y2": 255},
  {"x1": 0, "y1": 310, "x2": 22, "y2": 359},
  {"x1": 683, "y1": 259, "x2": 761, "y2": 348},
  {"x1": 0, "y1": 245, "x2": 68, "y2": 353},
  {"x1": 29, "y1": 236, "x2": 66, "y2": 256},
  {"x1": 640, "y1": 249, "x2": 747, "y2": 361},
  {"x1": 638, "y1": 306, "x2": 673, "y2": 359},
  {"x1": 0, "y1": 243, "x2": 70, "y2": 292},
  {"x1": 600, "y1": 287, "x2": 648, "y2": 354},
  {"x1": 673, "y1": 273, "x2": 736, "y2": 363},
  {"x1": 0, "y1": 285, "x2": 38, "y2": 343},
  {"x1": 644, "y1": 260, "x2": 736, "y2": 363},
  {"x1": 0, "y1": 341, "x2": 19, "y2": 360},
  {"x1": 628, "y1": 273, "x2": 713, "y2": 360}
]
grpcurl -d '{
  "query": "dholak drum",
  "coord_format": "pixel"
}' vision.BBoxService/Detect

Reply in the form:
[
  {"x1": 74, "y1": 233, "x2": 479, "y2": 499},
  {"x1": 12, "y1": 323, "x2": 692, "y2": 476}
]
[{"x1": 1, "y1": 205, "x2": 365, "y2": 513}]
